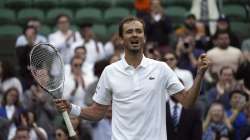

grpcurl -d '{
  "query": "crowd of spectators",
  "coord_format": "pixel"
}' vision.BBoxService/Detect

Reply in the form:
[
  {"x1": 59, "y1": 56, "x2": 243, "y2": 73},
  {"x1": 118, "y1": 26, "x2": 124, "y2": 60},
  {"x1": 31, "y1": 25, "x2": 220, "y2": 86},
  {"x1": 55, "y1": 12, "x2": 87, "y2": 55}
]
[{"x1": 0, "y1": 0, "x2": 250, "y2": 139}]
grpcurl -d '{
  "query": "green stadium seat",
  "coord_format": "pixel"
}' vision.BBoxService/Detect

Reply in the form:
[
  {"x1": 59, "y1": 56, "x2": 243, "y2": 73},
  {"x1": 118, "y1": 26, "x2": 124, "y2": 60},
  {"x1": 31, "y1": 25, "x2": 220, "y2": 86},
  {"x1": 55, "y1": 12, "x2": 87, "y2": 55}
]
[
  {"x1": 87, "y1": 0, "x2": 112, "y2": 9},
  {"x1": 107, "y1": 24, "x2": 118, "y2": 37},
  {"x1": 92, "y1": 24, "x2": 107, "y2": 41},
  {"x1": 230, "y1": 21, "x2": 250, "y2": 38},
  {"x1": 104, "y1": 7, "x2": 130, "y2": 24},
  {"x1": 4, "y1": 0, "x2": 31, "y2": 10},
  {"x1": 60, "y1": 0, "x2": 87, "y2": 9},
  {"x1": 32, "y1": 0, "x2": 58, "y2": 9},
  {"x1": 222, "y1": 4, "x2": 247, "y2": 21},
  {"x1": 40, "y1": 25, "x2": 51, "y2": 36},
  {"x1": 165, "y1": 6, "x2": 187, "y2": 23},
  {"x1": 17, "y1": 8, "x2": 45, "y2": 25},
  {"x1": 0, "y1": 0, "x2": 4, "y2": 8},
  {"x1": 162, "y1": 0, "x2": 191, "y2": 9},
  {"x1": 46, "y1": 8, "x2": 73, "y2": 25},
  {"x1": 52, "y1": 25, "x2": 79, "y2": 32},
  {"x1": 115, "y1": 0, "x2": 134, "y2": 9},
  {"x1": 75, "y1": 8, "x2": 102, "y2": 25},
  {"x1": 0, "y1": 9, "x2": 16, "y2": 25},
  {"x1": 0, "y1": 25, "x2": 22, "y2": 36}
]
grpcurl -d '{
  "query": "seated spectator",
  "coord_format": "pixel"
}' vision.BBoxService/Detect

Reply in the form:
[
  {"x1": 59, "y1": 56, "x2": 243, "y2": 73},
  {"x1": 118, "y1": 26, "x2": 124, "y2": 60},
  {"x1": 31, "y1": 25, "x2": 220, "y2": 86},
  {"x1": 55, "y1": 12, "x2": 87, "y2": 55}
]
[
  {"x1": 143, "y1": 0, "x2": 173, "y2": 54},
  {"x1": 54, "y1": 126, "x2": 69, "y2": 140},
  {"x1": 70, "y1": 115, "x2": 92, "y2": 140},
  {"x1": 49, "y1": 14, "x2": 83, "y2": 64},
  {"x1": 203, "y1": 102, "x2": 233, "y2": 140},
  {"x1": 134, "y1": 0, "x2": 150, "y2": 18},
  {"x1": 175, "y1": 33, "x2": 205, "y2": 75},
  {"x1": 207, "y1": 30, "x2": 242, "y2": 83},
  {"x1": 207, "y1": 66, "x2": 238, "y2": 110},
  {"x1": 16, "y1": 26, "x2": 38, "y2": 90},
  {"x1": 0, "y1": 87, "x2": 24, "y2": 140},
  {"x1": 13, "y1": 126, "x2": 30, "y2": 140},
  {"x1": 216, "y1": 16, "x2": 240, "y2": 48},
  {"x1": 104, "y1": 33, "x2": 124, "y2": 58},
  {"x1": 163, "y1": 52, "x2": 193, "y2": 90},
  {"x1": 235, "y1": 38, "x2": 250, "y2": 95},
  {"x1": 226, "y1": 90, "x2": 248, "y2": 140},
  {"x1": 63, "y1": 56, "x2": 95, "y2": 107},
  {"x1": 0, "y1": 60, "x2": 23, "y2": 101},
  {"x1": 16, "y1": 18, "x2": 47, "y2": 48}
]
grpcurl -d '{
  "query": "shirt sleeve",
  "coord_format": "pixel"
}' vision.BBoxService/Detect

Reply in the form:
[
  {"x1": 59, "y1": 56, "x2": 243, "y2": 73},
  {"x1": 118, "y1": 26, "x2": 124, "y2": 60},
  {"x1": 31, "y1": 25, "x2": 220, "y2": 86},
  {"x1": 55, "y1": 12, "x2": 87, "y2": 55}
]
[
  {"x1": 92, "y1": 67, "x2": 112, "y2": 105},
  {"x1": 163, "y1": 63, "x2": 184, "y2": 96}
]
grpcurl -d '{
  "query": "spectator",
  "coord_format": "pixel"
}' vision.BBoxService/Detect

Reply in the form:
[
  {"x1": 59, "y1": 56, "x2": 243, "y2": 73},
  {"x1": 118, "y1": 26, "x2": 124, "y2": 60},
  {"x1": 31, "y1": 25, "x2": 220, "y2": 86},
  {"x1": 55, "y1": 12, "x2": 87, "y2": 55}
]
[
  {"x1": 226, "y1": 90, "x2": 248, "y2": 140},
  {"x1": 0, "y1": 87, "x2": 24, "y2": 140},
  {"x1": 104, "y1": 33, "x2": 124, "y2": 58},
  {"x1": 207, "y1": 66, "x2": 238, "y2": 110},
  {"x1": 163, "y1": 52, "x2": 193, "y2": 90},
  {"x1": 16, "y1": 18, "x2": 47, "y2": 48},
  {"x1": 202, "y1": 102, "x2": 233, "y2": 140},
  {"x1": 63, "y1": 56, "x2": 95, "y2": 107},
  {"x1": 15, "y1": 26, "x2": 37, "y2": 90},
  {"x1": 13, "y1": 126, "x2": 30, "y2": 140},
  {"x1": 22, "y1": 83, "x2": 57, "y2": 139},
  {"x1": 207, "y1": 30, "x2": 242, "y2": 82},
  {"x1": 0, "y1": 60, "x2": 23, "y2": 101},
  {"x1": 176, "y1": 33, "x2": 205, "y2": 75},
  {"x1": 134, "y1": 0, "x2": 150, "y2": 18},
  {"x1": 70, "y1": 115, "x2": 92, "y2": 140},
  {"x1": 143, "y1": 0, "x2": 173, "y2": 54},
  {"x1": 166, "y1": 97, "x2": 202, "y2": 140},
  {"x1": 54, "y1": 127, "x2": 69, "y2": 140},
  {"x1": 190, "y1": 0, "x2": 219, "y2": 35},
  {"x1": 240, "y1": 102, "x2": 250, "y2": 140},
  {"x1": 48, "y1": 14, "x2": 82, "y2": 64},
  {"x1": 235, "y1": 38, "x2": 250, "y2": 95}
]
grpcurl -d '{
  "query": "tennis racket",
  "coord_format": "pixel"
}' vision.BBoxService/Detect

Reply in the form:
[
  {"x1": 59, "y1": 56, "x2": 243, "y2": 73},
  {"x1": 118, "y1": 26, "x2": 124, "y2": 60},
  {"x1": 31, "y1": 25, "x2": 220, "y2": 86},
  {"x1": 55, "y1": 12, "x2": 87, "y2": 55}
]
[{"x1": 29, "y1": 43, "x2": 76, "y2": 137}]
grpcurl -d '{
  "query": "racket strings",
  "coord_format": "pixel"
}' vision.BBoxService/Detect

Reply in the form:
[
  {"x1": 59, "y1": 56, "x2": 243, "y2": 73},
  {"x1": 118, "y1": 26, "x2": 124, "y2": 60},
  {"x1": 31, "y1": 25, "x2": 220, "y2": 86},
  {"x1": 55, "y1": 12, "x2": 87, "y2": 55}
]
[{"x1": 30, "y1": 44, "x2": 64, "y2": 92}]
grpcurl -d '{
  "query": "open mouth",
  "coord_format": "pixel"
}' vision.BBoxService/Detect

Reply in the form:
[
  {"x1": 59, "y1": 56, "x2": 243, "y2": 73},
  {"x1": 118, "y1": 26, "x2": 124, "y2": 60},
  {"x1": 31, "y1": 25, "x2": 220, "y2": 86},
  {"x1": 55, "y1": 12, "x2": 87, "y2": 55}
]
[{"x1": 130, "y1": 40, "x2": 139, "y2": 45}]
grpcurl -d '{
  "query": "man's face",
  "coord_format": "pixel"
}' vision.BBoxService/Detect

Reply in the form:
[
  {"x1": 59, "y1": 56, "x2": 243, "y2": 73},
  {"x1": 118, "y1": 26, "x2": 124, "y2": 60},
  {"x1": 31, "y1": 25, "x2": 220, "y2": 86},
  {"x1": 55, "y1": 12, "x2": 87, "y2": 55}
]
[
  {"x1": 121, "y1": 20, "x2": 145, "y2": 52},
  {"x1": 217, "y1": 33, "x2": 230, "y2": 49},
  {"x1": 71, "y1": 58, "x2": 82, "y2": 75},
  {"x1": 75, "y1": 48, "x2": 86, "y2": 61},
  {"x1": 230, "y1": 93, "x2": 246, "y2": 109},
  {"x1": 164, "y1": 53, "x2": 177, "y2": 69},
  {"x1": 219, "y1": 68, "x2": 234, "y2": 83},
  {"x1": 57, "y1": 16, "x2": 70, "y2": 32},
  {"x1": 15, "y1": 130, "x2": 30, "y2": 140}
]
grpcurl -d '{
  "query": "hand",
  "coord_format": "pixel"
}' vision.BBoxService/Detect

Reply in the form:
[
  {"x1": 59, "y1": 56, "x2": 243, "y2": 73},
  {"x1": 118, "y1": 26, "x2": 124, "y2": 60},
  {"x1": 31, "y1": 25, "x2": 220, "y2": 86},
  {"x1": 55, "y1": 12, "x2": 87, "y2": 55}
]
[
  {"x1": 197, "y1": 53, "x2": 210, "y2": 76},
  {"x1": 54, "y1": 99, "x2": 71, "y2": 113}
]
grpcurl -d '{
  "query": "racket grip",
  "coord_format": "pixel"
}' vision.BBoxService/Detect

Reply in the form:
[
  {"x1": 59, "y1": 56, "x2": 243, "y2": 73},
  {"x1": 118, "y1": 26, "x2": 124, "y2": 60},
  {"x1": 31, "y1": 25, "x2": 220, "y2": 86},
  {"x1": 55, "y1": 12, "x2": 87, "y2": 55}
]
[{"x1": 62, "y1": 111, "x2": 77, "y2": 137}]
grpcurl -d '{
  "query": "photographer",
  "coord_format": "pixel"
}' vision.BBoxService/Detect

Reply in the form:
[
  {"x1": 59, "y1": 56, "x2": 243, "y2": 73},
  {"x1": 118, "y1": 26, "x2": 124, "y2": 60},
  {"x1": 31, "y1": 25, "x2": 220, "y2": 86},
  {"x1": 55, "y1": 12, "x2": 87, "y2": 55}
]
[{"x1": 176, "y1": 33, "x2": 205, "y2": 75}]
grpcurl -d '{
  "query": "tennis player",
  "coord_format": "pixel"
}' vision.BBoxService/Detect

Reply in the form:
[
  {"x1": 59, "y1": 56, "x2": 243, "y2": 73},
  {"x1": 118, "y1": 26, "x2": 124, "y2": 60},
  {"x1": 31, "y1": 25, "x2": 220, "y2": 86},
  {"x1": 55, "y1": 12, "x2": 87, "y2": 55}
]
[{"x1": 54, "y1": 16, "x2": 209, "y2": 140}]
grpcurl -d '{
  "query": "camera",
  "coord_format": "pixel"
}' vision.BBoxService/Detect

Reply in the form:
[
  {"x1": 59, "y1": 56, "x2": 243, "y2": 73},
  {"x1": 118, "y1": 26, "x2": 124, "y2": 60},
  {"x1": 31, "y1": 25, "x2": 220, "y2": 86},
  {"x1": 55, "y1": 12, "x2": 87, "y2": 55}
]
[{"x1": 184, "y1": 42, "x2": 189, "y2": 48}]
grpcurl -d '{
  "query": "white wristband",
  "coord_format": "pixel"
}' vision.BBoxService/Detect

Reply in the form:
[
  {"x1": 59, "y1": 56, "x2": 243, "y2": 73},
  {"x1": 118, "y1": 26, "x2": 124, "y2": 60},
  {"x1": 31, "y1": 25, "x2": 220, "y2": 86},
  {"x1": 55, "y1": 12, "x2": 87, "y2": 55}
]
[{"x1": 70, "y1": 104, "x2": 81, "y2": 117}]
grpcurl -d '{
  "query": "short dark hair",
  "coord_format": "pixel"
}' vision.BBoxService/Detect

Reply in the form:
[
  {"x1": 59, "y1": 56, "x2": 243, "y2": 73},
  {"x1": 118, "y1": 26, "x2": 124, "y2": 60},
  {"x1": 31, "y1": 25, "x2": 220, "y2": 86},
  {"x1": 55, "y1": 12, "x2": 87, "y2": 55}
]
[
  {"x1": 229, "y1": 90, "x2": 249, "y2": 101},
  {"x1": 219, "y1": 65, "x2": 234, "y2": 75},
  {"x1": 214, "y1": 29, "x2": 229, "y2": 39},
  {"x1": 74, "y1": 46, "x2": 86, "y2": 54},
  {"x1": 56, "y1": 14, "x2": 70, "y2": 24},
  {"x1": 118, "y1": 16, "x2": 145, "y2": 38}
]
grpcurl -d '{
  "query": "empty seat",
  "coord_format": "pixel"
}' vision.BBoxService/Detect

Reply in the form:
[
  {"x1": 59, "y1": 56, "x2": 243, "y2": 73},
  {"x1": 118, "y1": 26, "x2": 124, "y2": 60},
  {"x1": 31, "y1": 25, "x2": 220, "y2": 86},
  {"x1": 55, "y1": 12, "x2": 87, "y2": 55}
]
[
  {"x1": 230, "y1": 21, "x2": 250, "y2": 38},
  {"x1": 87, "y1": 0, "x2": 112, "y2": 9},
  {"x1": 46, "y1": 8, "x2": 73, "y2": 24},
  {"x1": 165, "y1": 6, "x2": 187, "y2": 23},
  {"x1": 4, "y1": 0, "x2": 31, "y2": 10},
  {"x1": 222, "y1": 4, "x2": 247, "y2": 21},
  {"x1": 0, "y1": 9, "x2": 16, "y2": 25},
  {"x1": 92, "y1": 24, "x2": 107, "y2": 41},
  {"x1": 115, "y1": 0, "x2": 134, "y2": 9},
  {"x1": 40, "y1": 25, "x2": 51, "y2": 36},
  {"x1": 107, "y1": 24, "x2": 118, "y2": 37},
  {"x1": 32, "y1": 0, "x2": 58, "y2": 9},
  {"x1": 60, "y1": 0, "x2": 87, "y2": 9},
  {"x1": 75, "y1": 8, "x2": 102, "y2": 25},
  {"x1": 0, "y1": 25, "x2": 22, "y2": 36},
  {"x1": 104, "y1": 7, "x2": 130, "y2": 24},
  {"x1": 17, "y1": 8, "x2": 45, "y2": 25}
]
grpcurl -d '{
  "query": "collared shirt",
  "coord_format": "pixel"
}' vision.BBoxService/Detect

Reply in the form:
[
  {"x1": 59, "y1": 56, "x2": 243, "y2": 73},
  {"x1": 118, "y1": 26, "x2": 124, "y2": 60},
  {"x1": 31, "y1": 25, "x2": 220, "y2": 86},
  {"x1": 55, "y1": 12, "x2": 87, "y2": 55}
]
[{"x1": 93, "y1": 56, "x2": 184, "y2": 140}]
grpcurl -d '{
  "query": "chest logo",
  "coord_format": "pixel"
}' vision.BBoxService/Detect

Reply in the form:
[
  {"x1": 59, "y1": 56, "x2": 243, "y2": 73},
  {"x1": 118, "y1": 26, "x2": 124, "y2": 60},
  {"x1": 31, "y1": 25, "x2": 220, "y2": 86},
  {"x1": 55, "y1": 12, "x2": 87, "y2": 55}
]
[{"x1": 149, "y1": 76, "x2": 155, "y2": 80}]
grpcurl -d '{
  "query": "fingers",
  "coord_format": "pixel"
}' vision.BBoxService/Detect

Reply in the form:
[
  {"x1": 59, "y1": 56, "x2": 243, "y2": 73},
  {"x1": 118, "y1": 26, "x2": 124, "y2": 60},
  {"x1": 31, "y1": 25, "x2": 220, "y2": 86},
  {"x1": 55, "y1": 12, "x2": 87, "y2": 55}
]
[{"x1": 53, "y1": 99, "x2": 70, "y2": 112}]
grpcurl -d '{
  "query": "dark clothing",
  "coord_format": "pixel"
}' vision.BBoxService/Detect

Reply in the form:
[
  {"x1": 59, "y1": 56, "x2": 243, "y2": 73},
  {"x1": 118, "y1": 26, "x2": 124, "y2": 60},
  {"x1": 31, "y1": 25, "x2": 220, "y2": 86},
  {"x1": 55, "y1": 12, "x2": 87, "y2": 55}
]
[
  {"x1": 240, "y1": 124, "x2": 250, "y2": 140},
  {"x1": 166, "y1": 102, "x2": 202, "y2": 140},
  {"x1": 235, "y1": 61, "x2": 250, "y2": 90},
  {"x1": 143, "y1": 14, "x2": 173, "y2": 46},
  {"x1": 207, "y1": 87, "x2": 231, "y2": 110}
]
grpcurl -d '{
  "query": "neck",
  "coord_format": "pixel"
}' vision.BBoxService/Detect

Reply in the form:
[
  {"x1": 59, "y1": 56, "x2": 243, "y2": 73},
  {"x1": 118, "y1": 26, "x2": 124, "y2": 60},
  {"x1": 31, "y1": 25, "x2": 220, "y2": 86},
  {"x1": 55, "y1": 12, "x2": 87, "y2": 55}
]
[{"x1": 124, "y1": 51, "x2": 143, "y2": 68}]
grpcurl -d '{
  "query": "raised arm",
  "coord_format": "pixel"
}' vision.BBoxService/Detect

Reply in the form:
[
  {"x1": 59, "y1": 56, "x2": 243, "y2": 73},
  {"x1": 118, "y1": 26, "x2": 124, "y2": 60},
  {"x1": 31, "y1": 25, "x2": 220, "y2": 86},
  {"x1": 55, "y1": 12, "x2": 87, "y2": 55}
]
[
  {"x1": 173, "y1": 53, "x2": 210, "y2": 108},
  {"x1": 54, "y1": 99, "x2": 109, "y2": 121}
]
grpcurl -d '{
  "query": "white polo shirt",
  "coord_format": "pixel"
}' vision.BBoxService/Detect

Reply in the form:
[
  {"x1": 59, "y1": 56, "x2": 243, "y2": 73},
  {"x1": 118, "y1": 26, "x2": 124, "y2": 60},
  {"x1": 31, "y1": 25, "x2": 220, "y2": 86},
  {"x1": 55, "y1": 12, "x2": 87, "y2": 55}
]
[{"x1": 93, "y1": 56, "x2": 184, "y2": 140}]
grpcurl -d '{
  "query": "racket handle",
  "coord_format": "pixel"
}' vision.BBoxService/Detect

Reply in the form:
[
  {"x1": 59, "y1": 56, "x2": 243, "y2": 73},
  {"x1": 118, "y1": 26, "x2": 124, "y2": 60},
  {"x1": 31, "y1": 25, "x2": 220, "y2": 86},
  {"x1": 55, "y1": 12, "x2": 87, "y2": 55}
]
[{"x1": 62, "y1": 111, "x2": 77, "y2": 137}]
